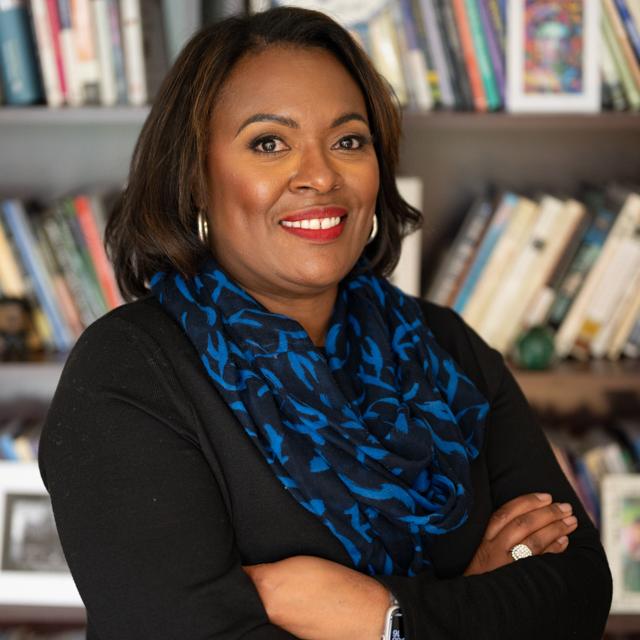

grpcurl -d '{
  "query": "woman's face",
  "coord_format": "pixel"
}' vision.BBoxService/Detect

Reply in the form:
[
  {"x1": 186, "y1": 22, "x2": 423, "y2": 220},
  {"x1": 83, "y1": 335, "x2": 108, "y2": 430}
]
[{"x1": 206, "y1": 45, "x2": 379, "y2": 301}]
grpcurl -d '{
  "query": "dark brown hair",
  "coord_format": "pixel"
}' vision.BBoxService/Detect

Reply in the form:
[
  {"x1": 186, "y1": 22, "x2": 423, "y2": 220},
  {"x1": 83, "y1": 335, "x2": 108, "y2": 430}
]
[{"x1": 106, "y1": 6, "x2": 423, "y2": 300}]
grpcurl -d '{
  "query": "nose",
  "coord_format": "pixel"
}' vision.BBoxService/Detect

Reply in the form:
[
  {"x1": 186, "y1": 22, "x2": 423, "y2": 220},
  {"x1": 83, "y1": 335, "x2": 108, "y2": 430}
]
[{"x1": 289, "y1": 144, "x2": 342, "y2": 194}]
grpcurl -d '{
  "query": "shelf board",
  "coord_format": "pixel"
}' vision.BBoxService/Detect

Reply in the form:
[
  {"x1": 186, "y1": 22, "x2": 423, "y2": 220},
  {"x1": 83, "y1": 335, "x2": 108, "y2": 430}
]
[
  {"x1": 0, "y1": 361, "x2": 66, "y2": 401},
  {"x1": 0, "y1": 106, "x2": 150, "y2": 125},
  {"x1": 512, "y1": 359, "x2": 640, "y2": 415},
  {"x1": 1, "y1": 106, "x2": 639, "y2": 129}
]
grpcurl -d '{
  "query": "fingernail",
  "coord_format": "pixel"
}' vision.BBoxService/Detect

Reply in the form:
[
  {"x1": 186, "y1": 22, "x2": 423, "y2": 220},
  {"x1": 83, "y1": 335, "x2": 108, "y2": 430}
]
[
  {"x1": 536, "y1": 493, "x2": 551, "y2": 501},
  {"x1": 558, "y1": 503, "x2": 572, "y2": 513},
  {"x1": 557, "y1": 536, "x2": 568, "y2": 545},
  {"x1": 563, "y1": 516, "x2": 577, "y2": 526}
]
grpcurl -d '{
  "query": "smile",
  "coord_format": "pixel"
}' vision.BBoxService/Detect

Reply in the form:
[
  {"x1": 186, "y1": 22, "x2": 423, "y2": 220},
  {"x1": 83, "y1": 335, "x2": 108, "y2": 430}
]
[{"x1": 281, "y1": 216, "x2": 342, "y2": 229}]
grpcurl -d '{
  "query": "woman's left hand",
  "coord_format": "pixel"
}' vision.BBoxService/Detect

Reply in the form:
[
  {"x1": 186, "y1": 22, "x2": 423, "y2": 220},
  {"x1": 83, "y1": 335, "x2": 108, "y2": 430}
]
[{"x1": 243, "y1": 555, "x2": 391, "y2": 640}]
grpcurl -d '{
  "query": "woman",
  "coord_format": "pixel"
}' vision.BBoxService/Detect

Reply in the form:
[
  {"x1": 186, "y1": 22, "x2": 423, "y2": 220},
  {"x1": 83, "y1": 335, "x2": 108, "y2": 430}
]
[{"x1": 38, "y1": 7, "x2": 612, "y2": 639}]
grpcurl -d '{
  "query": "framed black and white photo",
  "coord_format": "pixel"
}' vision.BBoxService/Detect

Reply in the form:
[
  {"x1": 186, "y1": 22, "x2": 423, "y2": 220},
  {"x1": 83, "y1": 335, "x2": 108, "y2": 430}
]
[
  {"x1": 506, "y1": 0, "x2": 601, "y2": 112},
  {"x1": 603, "y1": 474, "x2": 640, "y2": 613},
  {"x1": 0, "y1": 461, "x2": 82, "y2": 607}
]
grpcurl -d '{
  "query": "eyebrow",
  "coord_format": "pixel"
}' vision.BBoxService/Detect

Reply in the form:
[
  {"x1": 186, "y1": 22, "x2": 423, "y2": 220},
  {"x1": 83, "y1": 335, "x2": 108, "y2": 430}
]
[{"x1": 235, "y1": 112, "x2": 369, "y2": 137}]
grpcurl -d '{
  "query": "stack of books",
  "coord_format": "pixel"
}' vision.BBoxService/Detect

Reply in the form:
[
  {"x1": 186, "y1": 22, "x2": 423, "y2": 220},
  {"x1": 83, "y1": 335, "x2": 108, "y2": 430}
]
[
  {"x1": 0, "y1": 194, "x2": 122, "y2": 355},
  {"x1": 427, "y1": 184, "x2": 640, "y2": 360},
  {"x1": 255, "y1": 0, "x2": 640, "y2": 113},
  {"x1": 0, "y1": 0, "x2": 171, "y2": 107}
]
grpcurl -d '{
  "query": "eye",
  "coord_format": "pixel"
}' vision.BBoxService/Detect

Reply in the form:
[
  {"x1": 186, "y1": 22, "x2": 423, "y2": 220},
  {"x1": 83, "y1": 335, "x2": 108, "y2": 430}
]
[
  {"x1": 334, "y1": 134, "x2": 371, "y2": 151},
  {"x1": 250, "y1": 135, "x2": 289, "y2": 154}
]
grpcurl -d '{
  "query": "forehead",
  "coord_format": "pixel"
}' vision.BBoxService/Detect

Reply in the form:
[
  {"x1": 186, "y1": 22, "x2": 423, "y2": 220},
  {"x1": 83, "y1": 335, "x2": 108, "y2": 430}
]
[{"x1": 212, "y1": 46, "x2": 368, "y2": 130}]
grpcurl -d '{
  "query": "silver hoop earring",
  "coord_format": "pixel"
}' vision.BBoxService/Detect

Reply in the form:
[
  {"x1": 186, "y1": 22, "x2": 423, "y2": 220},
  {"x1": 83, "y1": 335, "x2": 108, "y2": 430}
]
[
  {"x1": 367, "y1": 213, "x2": 378, "y2": 245},
  {"x1": 197, "y1": 211, "x2": 210, "y2": 244}
]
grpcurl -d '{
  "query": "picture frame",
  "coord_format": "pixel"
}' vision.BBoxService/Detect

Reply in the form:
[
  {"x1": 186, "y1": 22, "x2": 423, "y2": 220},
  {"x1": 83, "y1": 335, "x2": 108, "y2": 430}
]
[
  {"x1": 0, "y1": 461, "x2": 82, "y2": 607},
  {"x1": 602, "y1": 474, "x2": 640, "y2": 613},
  {"x1": 506, "y1": 0, "x2": 601, "y2": 113}
]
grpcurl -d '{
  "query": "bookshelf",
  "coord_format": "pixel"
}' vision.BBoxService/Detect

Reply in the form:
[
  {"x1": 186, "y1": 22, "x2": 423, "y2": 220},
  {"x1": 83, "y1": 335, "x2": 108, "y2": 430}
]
[{"x1": 1, "y1": 1, "x2": 640, "y2": 637}]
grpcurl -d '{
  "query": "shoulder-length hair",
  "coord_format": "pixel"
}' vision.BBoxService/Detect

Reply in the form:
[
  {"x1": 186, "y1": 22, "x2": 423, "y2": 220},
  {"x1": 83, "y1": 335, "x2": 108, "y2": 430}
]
[{"x1": 106, "y1": 6, "x2": 422, "y2": 300}]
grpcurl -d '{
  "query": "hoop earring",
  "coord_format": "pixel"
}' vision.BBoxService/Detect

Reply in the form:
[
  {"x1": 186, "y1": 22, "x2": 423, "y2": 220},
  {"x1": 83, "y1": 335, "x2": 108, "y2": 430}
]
[
  {"x1": 197, "y1": 211, "x2": 210, "y2": 244},
  {"x1": 366, "y1": 213, "x2": 378, "y2": 245}
]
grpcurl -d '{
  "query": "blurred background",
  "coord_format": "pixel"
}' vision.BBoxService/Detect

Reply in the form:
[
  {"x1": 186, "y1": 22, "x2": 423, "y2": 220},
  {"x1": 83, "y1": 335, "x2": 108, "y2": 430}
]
[{"x1": 0, "y1": 0, "x2": 639, "y2": 638}]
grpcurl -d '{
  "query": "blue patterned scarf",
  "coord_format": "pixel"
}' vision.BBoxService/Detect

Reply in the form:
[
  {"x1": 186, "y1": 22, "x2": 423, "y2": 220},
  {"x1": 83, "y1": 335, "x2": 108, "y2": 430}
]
[{"x1": 151, "y1": 256, "x2": 488, "y2": 576}]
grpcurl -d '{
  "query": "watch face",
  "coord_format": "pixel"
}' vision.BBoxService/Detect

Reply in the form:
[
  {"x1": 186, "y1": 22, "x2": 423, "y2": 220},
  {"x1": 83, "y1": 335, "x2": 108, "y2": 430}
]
[{"x1": 391, "y1": 609, "x2": 405, "y2": 640}]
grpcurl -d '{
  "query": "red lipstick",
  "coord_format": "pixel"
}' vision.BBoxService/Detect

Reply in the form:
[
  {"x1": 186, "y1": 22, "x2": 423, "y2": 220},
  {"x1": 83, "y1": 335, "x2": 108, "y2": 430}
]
[{"x1": 279, "y1": 207, "x2": 348, "y2": 242}]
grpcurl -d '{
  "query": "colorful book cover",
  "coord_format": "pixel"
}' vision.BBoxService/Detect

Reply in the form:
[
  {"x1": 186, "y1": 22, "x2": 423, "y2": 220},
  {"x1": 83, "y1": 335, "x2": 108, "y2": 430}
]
[
  {"x1": 1, "y1": 199, "x2": 73, "y2": 352},
  {"x1": 478, "y1": 0, "x2": 505, "y2": 103},
  {"x1": 615, "y1": 0, "x2": 640, "y2": 65},
  {"x1": 410, "y1": 0, "x2": 444, "y2": 106},
  {"x1": 464, "y1": 0, "x2": 501, "y2": 109}
]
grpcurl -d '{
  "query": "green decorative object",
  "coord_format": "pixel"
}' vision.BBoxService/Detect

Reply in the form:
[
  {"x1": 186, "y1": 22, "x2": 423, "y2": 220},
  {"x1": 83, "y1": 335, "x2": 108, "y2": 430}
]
[{"x1": 513, "y1": 325, "x2": 556, "y2": 370}]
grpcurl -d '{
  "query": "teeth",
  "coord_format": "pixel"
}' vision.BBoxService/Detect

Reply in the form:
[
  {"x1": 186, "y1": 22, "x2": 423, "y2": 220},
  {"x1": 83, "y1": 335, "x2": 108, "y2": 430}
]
[{"x1": 281, "y1": 216, "x2": 342, "y2": 230}]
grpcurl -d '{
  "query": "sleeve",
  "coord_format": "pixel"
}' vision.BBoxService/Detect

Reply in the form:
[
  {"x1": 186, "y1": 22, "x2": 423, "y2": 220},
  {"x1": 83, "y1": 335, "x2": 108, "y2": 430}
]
[
  {"x1": 38, "y1": 316, "x2": 298, "y2": 640},
  {"x1": 375, "y1": 313, "x2": 613, "y2": 640}
]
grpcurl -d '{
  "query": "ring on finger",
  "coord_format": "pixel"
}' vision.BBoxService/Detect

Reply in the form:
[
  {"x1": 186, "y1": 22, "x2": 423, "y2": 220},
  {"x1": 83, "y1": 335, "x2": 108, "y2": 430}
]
[{"x1": 509, "y1": 543, "x2": 533, "y2": 561}]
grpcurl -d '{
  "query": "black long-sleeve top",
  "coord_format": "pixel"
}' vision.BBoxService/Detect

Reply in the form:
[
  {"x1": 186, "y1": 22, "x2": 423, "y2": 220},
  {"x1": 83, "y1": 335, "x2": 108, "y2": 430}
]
[{"x1": 38, "y1": 295, "x2": 612, "y2": 639}]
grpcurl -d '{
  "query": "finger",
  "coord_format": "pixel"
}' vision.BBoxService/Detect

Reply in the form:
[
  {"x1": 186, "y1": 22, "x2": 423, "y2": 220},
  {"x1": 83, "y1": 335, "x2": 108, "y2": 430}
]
[
  {"x1": 514, "y1": 515, "x2": 578, "y2": 557},
  {"x1": 491, "y1": 500, "x2": 574, "y2": 548},
  {"x1": 540, "y1": 534, "x2": 570, "y2": 555},
  {"x1": 484, "y1": 493, "x2": 553, "y2": 541}
]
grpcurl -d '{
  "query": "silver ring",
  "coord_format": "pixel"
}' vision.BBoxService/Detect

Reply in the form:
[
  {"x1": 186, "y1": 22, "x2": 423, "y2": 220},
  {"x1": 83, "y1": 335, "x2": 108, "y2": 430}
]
[{"x1": 510, "y1": 543, "x2": 533, "y2": 561}]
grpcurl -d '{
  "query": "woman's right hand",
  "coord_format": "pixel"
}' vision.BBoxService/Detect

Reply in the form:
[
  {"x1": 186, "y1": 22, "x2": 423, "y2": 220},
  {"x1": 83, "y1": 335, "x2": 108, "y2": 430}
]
[{"x1": 463, "y1": 492, "x2": 578, "y2": 576}]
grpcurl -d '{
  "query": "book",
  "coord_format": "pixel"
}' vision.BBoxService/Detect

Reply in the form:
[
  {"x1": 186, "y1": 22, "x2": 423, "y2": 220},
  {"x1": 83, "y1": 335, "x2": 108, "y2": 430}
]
[
  {"x1": 427, "y1": 192, "x2": 494, "y2": 306},
  {"x1": 140, "y1": 0, "x2": 169, "y2": 101},
  {"x1": 602, "y1": 28, "x2": 630, "y2": 111},
  {"x1": 477, "y1": 0, "x2": 504, "y2": 105},
  {"x1": 46, "y1": 0, "x2": 67, "y2": 101},
  {"x1": 461, "y1": 195, "x2": 539, "y2": 333},
  {"x1": 481, "y1": 197, "x2": 588, "y2": 354},
  {"x1": 106, "y1": 0, "x2": 127, "y2": 104},
  {"x1": 57, "y1": 0, "x2": 83, "y2": 105},
  {"x1": 555, "y1": 190, "x2": 640, "y2": 358},
  {"x1": 120, "y1": 0, "x2": 146, "y2": 105},
  {"x1": 0, "y1": 215, "x2": 27, "y2": 298},
  {"x1": 29, "y1": 0, "x2": 64, "y2": 106},
  {"x1": 615, "y1": 0, "x2": 640, "y2": 65},
  {"x1": 608, "y1": 288, "x2": 640, "y2": 360},
  {"x1": 452, "y1": 191, "x2": 520, "y2": 313},
  {"x1": 464, "y1": 0, "x2": 500, "y2": 110},
  {"x1": 605, "y1": 0, "x2": 640, "y2": 95},
  {"x1": 0, "y1": 0, "x2": 43, "y2": 104},
  {"x1": 0, "y1": 200, "x2": 73, "y2": 352},
  {"x1": 92, "y1": 0, "x2": 118, "y2": 105},
  {"x1": 451, "y1": 0, "x2": 487, "y2": 111},
  {"x1": 70, "y1": 0, "x2": 101, "y2": 104}
]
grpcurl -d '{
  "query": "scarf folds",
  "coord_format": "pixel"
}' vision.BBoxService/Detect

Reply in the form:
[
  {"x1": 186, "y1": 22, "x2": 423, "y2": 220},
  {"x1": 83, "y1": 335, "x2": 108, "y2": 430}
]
[{"x1": 150, "y1": 257, "x2": 488, "y2": 577}]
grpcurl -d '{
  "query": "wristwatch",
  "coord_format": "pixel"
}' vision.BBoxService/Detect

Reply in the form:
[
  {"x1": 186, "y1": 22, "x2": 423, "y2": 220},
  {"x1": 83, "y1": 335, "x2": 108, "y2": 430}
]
[{"x1": 381, "y1": 596, "x2": 405, "y2": 640}]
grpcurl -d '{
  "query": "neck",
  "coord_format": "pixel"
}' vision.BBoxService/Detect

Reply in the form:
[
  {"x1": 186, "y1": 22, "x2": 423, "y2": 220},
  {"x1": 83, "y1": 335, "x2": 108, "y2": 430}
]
[{"x1": 248, "y1": 286, "x2": 337, "y2": 348}]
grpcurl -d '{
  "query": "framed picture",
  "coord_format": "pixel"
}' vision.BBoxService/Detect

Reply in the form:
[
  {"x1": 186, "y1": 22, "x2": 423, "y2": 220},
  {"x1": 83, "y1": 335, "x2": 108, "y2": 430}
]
[
  {"x1": 0, "y1": 461, "x2": 83, "y2": 607},
  {"x1": 506, "y1": 0, "x2": 601, "y2": 112},
  {"x1": 603, "y1": 474, "x2": 640, "y2": 613}
]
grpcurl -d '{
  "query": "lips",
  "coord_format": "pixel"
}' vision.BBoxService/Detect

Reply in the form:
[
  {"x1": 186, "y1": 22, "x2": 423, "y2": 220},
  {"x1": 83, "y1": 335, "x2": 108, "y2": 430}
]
[{"x1": 279, "y1": 206, "x2": 348, "y2": 222}]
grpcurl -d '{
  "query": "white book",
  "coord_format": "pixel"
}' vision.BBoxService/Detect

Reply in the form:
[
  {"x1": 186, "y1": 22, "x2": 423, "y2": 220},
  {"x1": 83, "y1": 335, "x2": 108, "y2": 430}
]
[
  {"x1": 608, "y1": 280, "x2": 640, "y2": 360},
  {"x1": 58, "y1": 0, "x2": 84, "y2": 106},
  {"x1": 92, "y1": 0, "x2": 117, "y2": 105},
  {"x1": 555, "y1": 192, "x2": 640, "y2": 358},
  {"x1": 72, "y1": 0, "x2": 101, "y2": 103},
  {"x1": 461, "y1": 196, "x2": 539, "y2": 333},
  {"x1": 593, "y1": 265, "x2": 640, "y2": 359},
  {"x1": 482, "y1": 197, "x2": 586, "y2": 353},
  {"x1": 30, "y1": 0, "x2": 64, "y2": 107},
  {"x1": 575, "y1": 231, "x2": 640, "y2": 359},
  {"x1": 390, "y1": 176, "x2": 422, "y2": 297},
  {"x1": 120, "y1": 0, "x2": 147, "y2": 105}
]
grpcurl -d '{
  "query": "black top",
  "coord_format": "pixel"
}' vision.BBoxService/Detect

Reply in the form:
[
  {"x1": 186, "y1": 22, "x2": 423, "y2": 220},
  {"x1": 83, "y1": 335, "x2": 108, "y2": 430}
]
[{"x1": 38, "y1": 296, "x2": 612, "y2": 640}]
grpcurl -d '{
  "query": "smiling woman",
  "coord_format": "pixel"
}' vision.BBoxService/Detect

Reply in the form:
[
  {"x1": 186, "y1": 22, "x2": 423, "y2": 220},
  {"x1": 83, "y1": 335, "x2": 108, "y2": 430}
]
[{"x1": 38, "y1": 6, "x2": 611, "y2": 640}]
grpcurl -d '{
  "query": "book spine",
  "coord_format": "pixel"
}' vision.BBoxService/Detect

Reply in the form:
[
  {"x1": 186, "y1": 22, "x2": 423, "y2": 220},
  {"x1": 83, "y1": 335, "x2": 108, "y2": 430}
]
[
  {"x1": 45, "y1": 0, "x2": 66, "y2": 97},
  {"x1": 464, "y1": 0, "x2": 500, "y2": 110},
  {"x1": 435, "y1": 0, "x2": 474, "y2": 110},
  {"x1": 139, "y1": 0, "x2": 168, "y2": 102},
  {"x1": 486, "y1": 0, "x2": 504, "y2": 57},
  {"x1": 623, "y1": 316, "x2": 640, "y2": 358},
  {"x1": 452, "y1": 192, "x2": 517, "y2": 312},
  {"x1": 602, "y1": 31, "x2": 630, "y2": 111},
  {"x1": 555, "y1": 193, "x2": 640, "y2": 358},
  {"x1": 92, "y1": 0, "x2": 117, "y2": 105},
  {"x1": 74, "y1": 194, "x2": 122, "y2": 309},
  {"x1": 409, "y1": 0, "x2": 442, "y2": 106},
  {"x1": 608, "y1": 282, "x2": 640, "y2": 360},
  {"x1": 417, "y1": 0, "x2": 455, "y2": 108},
  {"x1": 614, "y1": 0, "x2": 640, "y2": 65},
  {"x1": 106, "y1": 0, "x2": 126, "y2": 103},
  {"x1": 120, "y1": 0, "x2": 147, "y2": 105},
  {"x1": 70, "y1": 0, "x2": 100, "y2": 104},
  {"x1": 451, "y1": 0, "x2": 487, "y2": 111},
  {"x1": 57, "y1": 0, "x2": 83, "y2": 105},
  {"x1": 29, "y1": 0, "x2": 64, "y2": 106},
  {"x1": 0, "y1": 212, "x2": 27, "y2": 296},
  {"x1": 0, "y1": 0, "x2": 43, "y2": 104},
  {"x1": 1, "y1": 199, "x2": 73, "y2": 351},
  {"x1": 604, "y1": 0, "x2": 640, "y2": 108},
  {"x1": 477, "y1": 0, "x2": 504, "y2": 104}
]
